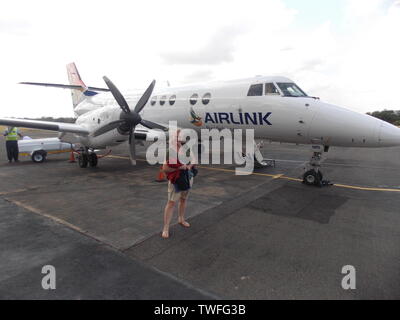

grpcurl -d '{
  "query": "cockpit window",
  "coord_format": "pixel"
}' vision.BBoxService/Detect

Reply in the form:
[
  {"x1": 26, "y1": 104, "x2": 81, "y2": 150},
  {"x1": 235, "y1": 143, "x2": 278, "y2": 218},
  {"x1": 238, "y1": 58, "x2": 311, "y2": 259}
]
[
  {"x1": 265, "y1": 83, "x2": 279, "y2": 95},
  {"x1": 247, "y1": 84, "x2": 263, "y2": 96},
  {"x1": 277, "y1": 83, "x2": 307, "y2": 97}
]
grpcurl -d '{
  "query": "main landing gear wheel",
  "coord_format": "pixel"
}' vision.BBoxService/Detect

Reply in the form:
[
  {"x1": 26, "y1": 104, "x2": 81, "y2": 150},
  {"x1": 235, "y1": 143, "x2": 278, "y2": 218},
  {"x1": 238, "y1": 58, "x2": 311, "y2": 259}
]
[
  {"x1": 88, "y1": 153, "x2": 98, "y2": 167},
  {"x1": 303, "y1": 169, "x2": 323, "y2": 186},
  {"x1": 78, "y1": 153, "x2": 88, "y2": 168}
]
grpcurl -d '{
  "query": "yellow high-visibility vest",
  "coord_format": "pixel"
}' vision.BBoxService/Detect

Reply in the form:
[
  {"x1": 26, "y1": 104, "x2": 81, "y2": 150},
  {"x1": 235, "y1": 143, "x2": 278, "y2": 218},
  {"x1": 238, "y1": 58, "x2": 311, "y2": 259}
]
[{"x1": 5, "y1": 128, "x2": 18, "y2": 141}]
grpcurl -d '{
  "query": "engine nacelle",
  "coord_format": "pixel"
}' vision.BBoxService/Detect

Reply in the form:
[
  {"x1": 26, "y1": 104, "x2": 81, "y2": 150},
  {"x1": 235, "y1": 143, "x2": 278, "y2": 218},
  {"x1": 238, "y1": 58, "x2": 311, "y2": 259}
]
[{"x1": 134, "y1": 130, "x2": 166, "y2": 142}]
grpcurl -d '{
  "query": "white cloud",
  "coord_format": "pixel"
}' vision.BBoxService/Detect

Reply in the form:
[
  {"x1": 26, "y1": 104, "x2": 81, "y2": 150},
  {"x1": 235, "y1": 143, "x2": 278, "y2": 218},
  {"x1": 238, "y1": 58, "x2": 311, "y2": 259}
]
[
  {"x1": 183, "y1": 69, "x2": 215, "y2": 83},
  {"x1": 160, "y1": 25, "x2": 247, "y2": 65},
  {"x1": 0, "y1": 18, "x2": 31, "y2": 36},
  {"x1": 309, "y1": 0, "x2": 400, "y2": 112},
  {"x1": 0, "y1": 0, "x2": 399, "y2": 118}
]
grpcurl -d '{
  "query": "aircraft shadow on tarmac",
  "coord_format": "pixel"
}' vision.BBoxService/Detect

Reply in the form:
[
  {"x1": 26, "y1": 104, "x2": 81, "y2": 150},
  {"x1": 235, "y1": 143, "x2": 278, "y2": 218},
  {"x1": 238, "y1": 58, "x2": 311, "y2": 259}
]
[{"x1": 249, "y1": 184, "x2": 347, "y2": 224}]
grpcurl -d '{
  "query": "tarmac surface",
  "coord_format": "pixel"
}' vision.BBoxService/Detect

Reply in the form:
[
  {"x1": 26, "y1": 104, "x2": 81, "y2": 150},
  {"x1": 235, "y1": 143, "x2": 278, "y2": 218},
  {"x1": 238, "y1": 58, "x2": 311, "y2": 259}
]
[{"x1": 0, "y1": 128, "x2": 399, "y2": 299}]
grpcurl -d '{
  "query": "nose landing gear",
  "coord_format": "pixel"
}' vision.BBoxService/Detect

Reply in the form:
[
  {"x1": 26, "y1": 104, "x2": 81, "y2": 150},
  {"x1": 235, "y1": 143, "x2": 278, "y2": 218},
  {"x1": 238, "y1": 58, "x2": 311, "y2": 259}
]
[
  {"x1": 303, "y1": 145, "x2": 331, "y2": 187},
  {"x1": 303, "y1": 168, "x2": 323, "y2": 186}
]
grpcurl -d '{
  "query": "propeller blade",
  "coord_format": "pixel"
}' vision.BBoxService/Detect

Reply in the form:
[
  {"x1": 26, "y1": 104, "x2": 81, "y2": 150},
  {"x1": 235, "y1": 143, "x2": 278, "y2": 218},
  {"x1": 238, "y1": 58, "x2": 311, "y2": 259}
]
[
  {"x1": 128, "y1": 128, "x2": 136, "y2": 165},
  {"x1": 140, "y1": 119, "x2": 168, "y2": 131},
  {"x1": 103, "y1": 76, "x2": 131, "y2": 113},
  {"x1": 92, "y1": 120, "x2": 125, "y2": 137},
  {"x1": 133, "y1": 80, "x2": 156, "y2": 114}
]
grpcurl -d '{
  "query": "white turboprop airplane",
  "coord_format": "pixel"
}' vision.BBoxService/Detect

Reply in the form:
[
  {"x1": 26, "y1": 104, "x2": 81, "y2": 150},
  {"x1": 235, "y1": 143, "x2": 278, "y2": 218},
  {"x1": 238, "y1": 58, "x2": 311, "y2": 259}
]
[{"x1": 1, "y1": 63, "x2": 400, "y2": 185}]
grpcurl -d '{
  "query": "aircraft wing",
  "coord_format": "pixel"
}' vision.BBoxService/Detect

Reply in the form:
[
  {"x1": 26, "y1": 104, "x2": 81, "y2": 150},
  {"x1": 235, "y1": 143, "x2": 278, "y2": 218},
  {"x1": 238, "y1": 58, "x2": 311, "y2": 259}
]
[{"x1": 0, "y1": 118, "x2": 89, "y2": 135}]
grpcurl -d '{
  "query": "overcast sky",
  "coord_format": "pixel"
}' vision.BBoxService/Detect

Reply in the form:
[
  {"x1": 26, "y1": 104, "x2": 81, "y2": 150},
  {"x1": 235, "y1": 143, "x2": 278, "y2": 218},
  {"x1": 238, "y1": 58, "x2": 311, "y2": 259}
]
[{"x1": 1, "y1": 0, "x2": 399, "y2": 118}]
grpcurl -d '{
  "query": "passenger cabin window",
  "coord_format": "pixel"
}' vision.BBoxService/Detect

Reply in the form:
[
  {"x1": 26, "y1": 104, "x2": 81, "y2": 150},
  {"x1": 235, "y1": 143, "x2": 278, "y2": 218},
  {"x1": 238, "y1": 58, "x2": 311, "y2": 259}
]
[
  {"x1": 277, "y1": 83, "x2": 307, "y2": 97},
  {"x1": 150, "y1": 96, "x2": 157, "y2": 106},
  {"x1": 202, "y1": 93, "x2": 211, "y2": 105},
  {"x1": 169, "y1": 95, "x2": 176, "y2": 106},
  {"x1": 247, "y1": 84, "x2": 263, "y2": 96},
  {"x1": 160, "y1": 95, "x2": 166, "y2": 106},
  {"x1": 190, "y1": 94, "x2": 199, "y2": 105},
  {"x1": 265, "y1": 83, "x2": 279, "y2": 95}
]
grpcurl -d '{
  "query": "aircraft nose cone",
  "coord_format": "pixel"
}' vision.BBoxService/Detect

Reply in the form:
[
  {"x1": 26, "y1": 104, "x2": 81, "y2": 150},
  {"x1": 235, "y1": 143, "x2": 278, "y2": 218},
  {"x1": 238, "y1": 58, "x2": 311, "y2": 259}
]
[{"x1": 379, "y1": 121, "x2": 400, "y2": 147}]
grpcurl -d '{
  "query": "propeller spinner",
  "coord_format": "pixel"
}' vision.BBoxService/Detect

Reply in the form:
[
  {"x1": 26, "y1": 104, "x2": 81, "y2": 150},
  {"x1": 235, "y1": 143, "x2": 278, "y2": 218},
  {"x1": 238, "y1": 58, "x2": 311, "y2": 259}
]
[{"x1": 93, "y1": 77, "x2": 167, "y2": 165}]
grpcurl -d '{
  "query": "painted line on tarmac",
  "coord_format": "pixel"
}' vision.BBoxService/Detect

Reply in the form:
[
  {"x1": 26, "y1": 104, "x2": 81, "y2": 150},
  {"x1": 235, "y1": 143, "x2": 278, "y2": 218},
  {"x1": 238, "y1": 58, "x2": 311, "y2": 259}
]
[
  {"x1": 6, "y1": 199, "x2": 87, "y2": 234},
  {"x1": 4, "y1": 197, "x2": 120, "y2": 250},
  {"x1": 106, "y1": 155, "x2": 400, "y2": 193},
  {"x1": 332, "y1": 183, "x2": 400, "y2": 192},
  {"x1": 106, "y1": 155, "x2": 131, "y2": 160}
]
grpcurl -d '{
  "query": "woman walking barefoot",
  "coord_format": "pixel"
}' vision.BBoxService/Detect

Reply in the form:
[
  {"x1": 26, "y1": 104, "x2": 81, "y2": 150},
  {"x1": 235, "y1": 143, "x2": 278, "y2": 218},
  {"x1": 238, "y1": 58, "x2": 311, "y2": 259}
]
[{"x1": 161, "y1": 130, "x2": 195, "y2": 238}]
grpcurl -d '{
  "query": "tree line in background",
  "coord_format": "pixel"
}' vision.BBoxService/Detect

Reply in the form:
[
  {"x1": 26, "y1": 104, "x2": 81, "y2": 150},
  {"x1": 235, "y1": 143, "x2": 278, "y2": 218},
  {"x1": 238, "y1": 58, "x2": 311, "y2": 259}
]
[
  {"x1": 366, "y1": 110, "x2": 400, "y2": 126},
  {"x1": 29, "y1": 111, "x2": 400, "y2": 127}
]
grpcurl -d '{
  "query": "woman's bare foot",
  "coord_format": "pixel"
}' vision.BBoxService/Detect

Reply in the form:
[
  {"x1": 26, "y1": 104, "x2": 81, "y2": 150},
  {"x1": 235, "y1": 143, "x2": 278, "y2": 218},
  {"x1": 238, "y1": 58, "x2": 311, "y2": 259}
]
[
  {"x1": 178, "y1": 220, "x2": 191, "y2": 228},
  {"x1": 162, "y1": 230, "x2": 169, "y2": 238}
]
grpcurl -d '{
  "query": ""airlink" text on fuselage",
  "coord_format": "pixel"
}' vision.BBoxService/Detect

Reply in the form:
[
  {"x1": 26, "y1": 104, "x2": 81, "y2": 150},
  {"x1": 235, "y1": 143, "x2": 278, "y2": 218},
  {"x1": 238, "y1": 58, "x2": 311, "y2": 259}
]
[{"x1": 204, "y1": 112, "x2": 272, "y2": 126}]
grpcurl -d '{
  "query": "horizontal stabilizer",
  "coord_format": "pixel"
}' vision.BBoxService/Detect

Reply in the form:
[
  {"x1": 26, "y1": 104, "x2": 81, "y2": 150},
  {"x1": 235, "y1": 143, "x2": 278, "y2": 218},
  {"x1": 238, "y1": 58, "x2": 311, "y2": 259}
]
[{"x1": 19, "y1": 82, "x2": 110, "y2": 92}]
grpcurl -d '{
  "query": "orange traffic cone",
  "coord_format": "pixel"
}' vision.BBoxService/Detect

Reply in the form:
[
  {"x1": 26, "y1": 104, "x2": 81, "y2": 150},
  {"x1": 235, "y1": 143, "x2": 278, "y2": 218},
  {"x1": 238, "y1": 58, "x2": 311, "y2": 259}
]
[
  {"x1": 68, "y1": 151, "x2": 76, "y2": 163},
  {"x1": 155, "y1": 166, "x2": 167, "y2": 182}
]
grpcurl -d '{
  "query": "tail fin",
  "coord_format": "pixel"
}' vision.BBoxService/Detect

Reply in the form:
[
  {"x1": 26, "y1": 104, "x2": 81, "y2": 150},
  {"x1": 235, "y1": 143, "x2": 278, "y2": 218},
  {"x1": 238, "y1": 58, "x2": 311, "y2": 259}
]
[{"x1": 66, "y1": 63, "x2": 88, "y2": 108}]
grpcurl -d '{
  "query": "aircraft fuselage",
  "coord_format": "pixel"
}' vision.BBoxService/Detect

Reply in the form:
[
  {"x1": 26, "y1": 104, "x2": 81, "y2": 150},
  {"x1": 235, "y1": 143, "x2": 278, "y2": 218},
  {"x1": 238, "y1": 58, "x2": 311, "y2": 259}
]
[{"x1": 73, "y1": 76, "x2": 400, "y2": 149}]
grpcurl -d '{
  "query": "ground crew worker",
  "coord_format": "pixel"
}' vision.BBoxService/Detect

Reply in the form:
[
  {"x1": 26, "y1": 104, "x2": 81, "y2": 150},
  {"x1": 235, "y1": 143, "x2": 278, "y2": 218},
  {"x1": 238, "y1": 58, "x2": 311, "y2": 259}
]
[{"x1": 3, "y1": 126, "x2": 23, "y2": 163}]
